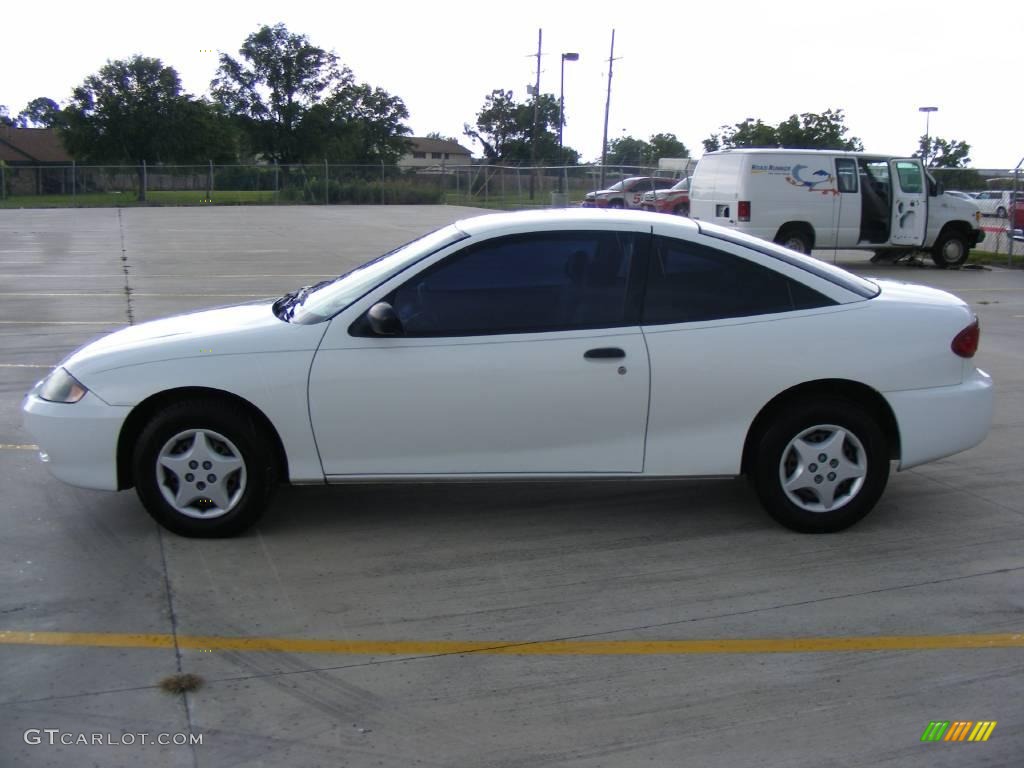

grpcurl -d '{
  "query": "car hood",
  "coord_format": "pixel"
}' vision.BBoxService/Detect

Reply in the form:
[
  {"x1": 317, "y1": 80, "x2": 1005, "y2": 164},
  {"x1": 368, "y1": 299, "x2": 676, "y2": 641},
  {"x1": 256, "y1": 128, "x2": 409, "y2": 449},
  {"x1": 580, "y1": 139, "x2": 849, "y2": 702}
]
[{"x1": 61, "y1": 301, "x2": 329, "y2": 378}]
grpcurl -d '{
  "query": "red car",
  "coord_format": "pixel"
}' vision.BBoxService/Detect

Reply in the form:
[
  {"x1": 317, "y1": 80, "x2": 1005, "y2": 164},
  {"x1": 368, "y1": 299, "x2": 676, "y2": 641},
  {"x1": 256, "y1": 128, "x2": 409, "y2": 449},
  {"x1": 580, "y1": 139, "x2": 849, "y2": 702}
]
[
  {"x1": 581, "y1": 177, "x2": 678, "y2": 209},
  {"x1": 640, "y1": 177, "x2": 690, "y2": 216}
]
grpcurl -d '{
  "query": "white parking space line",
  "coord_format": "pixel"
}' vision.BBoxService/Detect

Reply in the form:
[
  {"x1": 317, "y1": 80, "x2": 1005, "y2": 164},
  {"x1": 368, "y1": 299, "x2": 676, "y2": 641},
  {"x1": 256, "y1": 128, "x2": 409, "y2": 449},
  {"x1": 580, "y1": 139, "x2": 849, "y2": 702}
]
[
  {"x1": 0, "y1": 273, "x2": 334, "y2": 278},
  {"x1": 0, "y1": 363, "x2": 53, "y2": 368},
  {"x1": 0, "y1": 292, "x2": 270, "y2": 298},
  {"x1": 0, "y1": 444, "x2": 39, "y2": 451},
  {"x1": 0, "y1": 321, "x2": 128, "y2": 325}
]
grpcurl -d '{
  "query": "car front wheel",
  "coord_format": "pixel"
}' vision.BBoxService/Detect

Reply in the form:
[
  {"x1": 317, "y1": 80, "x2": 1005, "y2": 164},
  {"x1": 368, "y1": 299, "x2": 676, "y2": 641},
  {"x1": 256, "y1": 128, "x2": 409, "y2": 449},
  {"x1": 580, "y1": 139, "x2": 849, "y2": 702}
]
[
  {"x1": 752, "y1": 399, "x2": 889, "y2": 533},
  {"x1": 133, "y1": 399, "x2": 278, "y2": 537}
]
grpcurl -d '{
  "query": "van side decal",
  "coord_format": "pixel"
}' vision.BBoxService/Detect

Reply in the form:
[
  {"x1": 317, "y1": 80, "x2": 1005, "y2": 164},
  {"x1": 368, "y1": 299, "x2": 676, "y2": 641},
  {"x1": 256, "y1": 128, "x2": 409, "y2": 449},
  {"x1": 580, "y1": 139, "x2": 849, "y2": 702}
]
[{"x1": 785, "y1": 165, "x2": 838, "y2": 196}]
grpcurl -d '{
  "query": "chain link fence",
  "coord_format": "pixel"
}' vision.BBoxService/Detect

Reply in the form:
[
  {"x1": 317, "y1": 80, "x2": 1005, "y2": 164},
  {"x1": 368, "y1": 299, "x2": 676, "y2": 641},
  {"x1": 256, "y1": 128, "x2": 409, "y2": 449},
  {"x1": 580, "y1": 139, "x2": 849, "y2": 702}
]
[
  {"x1": 1, "y1": 160, "x2": 1020, "y2": 263},
  {"x1": 0, "y1": 161, "x2": 688, "y2": 209},
  {"x1": 932, "y1": 166, "x2": 1022, "y2": 262},
  {"x1": 0, "y1": 162, "x2": 449, "y2": 206}
]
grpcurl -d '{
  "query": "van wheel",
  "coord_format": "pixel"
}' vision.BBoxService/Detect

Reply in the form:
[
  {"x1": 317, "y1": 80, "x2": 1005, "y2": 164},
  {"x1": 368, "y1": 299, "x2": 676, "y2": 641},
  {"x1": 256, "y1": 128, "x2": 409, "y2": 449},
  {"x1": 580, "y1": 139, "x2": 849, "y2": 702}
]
[
  {"x1": 775, "y1": 227, "x2": 812, "y2": 255},
  {"x1": 931, "y1": 231, "x2": 969, "y2": 268},
  {"x1": 608, "y1": 199, "x2": 624, "y2": 209}
]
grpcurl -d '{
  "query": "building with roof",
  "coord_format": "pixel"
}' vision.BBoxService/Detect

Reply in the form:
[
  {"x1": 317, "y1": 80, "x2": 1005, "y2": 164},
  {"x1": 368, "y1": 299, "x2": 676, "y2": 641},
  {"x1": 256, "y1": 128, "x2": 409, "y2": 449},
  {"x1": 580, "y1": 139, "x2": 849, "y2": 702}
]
[
  {"x1": 399, "y1": 136, "x2": 473, "y2": 171},
  {"x1": 0, "y1": 126, "x2": 73, "y2": 195}
]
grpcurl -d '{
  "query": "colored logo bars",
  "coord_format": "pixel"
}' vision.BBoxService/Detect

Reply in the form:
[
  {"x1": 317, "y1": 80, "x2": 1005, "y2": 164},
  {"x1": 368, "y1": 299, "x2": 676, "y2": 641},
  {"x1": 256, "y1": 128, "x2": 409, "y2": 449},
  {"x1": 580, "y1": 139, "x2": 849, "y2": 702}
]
[{"x1": 921, "y1": 721, "x2": 997, "y2": 742}]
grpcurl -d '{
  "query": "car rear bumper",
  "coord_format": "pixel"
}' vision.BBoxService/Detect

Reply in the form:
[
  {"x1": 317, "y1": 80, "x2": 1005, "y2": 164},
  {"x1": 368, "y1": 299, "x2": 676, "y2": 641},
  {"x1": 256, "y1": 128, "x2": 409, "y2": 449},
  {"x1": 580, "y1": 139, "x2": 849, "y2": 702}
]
[
  {"x1": 21, "y1": 390, "x2": 130, "y2": 491},
  {"x1": 886, "y1": 367, "x2": 993, "y2": 470}
]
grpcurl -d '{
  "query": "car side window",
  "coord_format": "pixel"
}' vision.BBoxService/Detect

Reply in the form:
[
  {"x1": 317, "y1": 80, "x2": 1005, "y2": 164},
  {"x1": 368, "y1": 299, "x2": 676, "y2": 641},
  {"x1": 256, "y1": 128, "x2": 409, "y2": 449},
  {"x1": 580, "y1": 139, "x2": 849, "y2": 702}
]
[
  {"x1": 642, "y1": 237, "x2": 835, "y2": 325},
  {"x1": 389, "y1": 231, "x2": 638, "y2": 336}
]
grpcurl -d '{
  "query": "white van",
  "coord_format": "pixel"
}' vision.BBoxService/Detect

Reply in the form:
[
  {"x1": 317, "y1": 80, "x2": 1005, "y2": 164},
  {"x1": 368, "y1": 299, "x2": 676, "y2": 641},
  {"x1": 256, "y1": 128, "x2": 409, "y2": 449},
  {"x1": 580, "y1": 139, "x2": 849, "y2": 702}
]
[{"x1": 689, "y1": 149, "x2": 984, "y2": 267}]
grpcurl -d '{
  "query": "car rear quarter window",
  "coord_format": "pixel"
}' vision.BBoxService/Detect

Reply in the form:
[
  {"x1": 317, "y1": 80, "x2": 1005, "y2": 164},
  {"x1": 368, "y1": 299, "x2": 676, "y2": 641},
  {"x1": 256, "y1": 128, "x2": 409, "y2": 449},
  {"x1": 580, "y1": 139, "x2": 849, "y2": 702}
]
[
  {"x1": 389, "y1": 231, "x2": 639, "y2": 336},
  {"x1": 642, "y1": 237, "x2": 835, "y2": 325}
]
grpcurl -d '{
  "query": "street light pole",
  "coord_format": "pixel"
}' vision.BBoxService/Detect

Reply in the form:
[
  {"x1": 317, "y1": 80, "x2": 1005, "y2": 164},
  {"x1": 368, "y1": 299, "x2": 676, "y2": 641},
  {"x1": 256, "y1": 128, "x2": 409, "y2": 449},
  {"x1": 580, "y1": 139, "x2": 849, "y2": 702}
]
[
  {"x1": 918, "y1": 106, "x2": 938, "y2": 166},
  {"x1": 558, "y1": 52, "x2": 578, "y2": 194}
]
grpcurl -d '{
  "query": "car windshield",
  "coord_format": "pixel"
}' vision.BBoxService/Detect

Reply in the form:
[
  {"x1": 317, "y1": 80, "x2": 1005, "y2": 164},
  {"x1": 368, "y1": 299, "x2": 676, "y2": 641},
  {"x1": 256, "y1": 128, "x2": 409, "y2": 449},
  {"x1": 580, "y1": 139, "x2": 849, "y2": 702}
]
[
  {"x1": 275, "y1": 225, "x2": 467, "y2": 324},
  {"x1": 671, "y1": 179, "x2": 689, "y2": 191},
  {"x1": 603, "y1": 181, "x2": 625, "y2": 192}
]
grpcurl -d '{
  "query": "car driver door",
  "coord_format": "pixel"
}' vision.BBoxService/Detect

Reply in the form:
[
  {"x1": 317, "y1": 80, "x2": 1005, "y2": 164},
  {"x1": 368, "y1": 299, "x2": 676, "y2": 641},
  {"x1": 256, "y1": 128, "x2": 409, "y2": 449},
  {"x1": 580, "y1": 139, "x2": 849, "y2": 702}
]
[{"x1": 307, "y1": 229, "x2": 652, "y2": 477}]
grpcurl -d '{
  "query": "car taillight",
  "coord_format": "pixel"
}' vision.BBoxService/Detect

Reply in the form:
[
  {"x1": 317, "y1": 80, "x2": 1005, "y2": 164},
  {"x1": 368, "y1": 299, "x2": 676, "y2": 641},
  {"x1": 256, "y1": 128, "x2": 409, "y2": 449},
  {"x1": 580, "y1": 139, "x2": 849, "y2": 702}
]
[
  {"x1": 737, "y1": 200, "x2": 751, "y2": 222},
  {"x1": 951, "y1": 318, "x2": 980, "y2": 358}
]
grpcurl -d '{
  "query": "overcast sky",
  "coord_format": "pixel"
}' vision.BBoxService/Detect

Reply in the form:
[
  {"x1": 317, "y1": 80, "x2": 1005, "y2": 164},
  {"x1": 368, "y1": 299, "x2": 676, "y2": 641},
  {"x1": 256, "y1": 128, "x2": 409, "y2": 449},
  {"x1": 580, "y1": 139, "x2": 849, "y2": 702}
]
[{"x1": 5, "y1": 0, "x2": 1023, "y2": 168}]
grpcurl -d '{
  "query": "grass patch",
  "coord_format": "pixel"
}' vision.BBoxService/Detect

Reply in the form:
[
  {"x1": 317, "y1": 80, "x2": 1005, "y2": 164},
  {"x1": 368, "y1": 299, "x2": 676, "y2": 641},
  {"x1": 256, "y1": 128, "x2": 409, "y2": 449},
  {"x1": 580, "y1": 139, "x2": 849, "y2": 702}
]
[
  {"x1": 0, "y1": 190, "x2": 279, "y2": 208},
  {"x1": 969, "y1": 248, "x2": 1024, "y2": 268}
]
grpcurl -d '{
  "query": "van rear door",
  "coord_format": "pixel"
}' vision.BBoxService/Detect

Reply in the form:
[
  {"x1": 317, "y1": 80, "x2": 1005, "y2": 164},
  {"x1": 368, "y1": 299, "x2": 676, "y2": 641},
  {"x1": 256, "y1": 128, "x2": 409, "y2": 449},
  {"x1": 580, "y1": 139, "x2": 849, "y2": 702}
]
[{"x1": 889, "y1": 159, "x2": 927, "y2": 246}]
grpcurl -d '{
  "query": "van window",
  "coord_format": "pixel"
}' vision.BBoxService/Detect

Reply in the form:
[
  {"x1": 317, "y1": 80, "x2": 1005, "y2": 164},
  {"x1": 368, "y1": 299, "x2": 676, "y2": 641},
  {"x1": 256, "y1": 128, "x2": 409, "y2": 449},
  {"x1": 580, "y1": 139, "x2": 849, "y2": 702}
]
[
  {"x1": 894, "y1": 161, "x2": 923, "y2": 194},
  {"x1": 835, "y1": 159, "x2": 858, "y2": 193}
]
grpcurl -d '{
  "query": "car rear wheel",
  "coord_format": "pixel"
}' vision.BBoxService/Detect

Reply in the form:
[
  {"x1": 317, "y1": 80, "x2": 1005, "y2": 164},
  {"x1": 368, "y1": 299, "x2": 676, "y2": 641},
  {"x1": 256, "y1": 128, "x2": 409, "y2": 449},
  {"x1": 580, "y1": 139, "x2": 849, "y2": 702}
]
[
  {"x1": 674, "y1": 204, "x2": 690, "y2": 217},
  {"x1": 608, "y1": 199, "x2": 624, "y2": 209},
  {"x1": 133, "y1": 399, "x2": 278, "y2": 537},
  {"x1": 751, "y1": 399, "x2": 889, "y2": 533}
]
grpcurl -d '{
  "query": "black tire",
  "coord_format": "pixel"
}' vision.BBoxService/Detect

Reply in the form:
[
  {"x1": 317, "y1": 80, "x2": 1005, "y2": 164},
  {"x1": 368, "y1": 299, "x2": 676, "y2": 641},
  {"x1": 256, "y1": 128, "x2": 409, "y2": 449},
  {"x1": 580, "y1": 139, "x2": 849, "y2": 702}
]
[
  {"x1": 931, "y1": 231, "x2": 969, "y2": 268},
  {"x1": 608, "y1": 199, "x2": 625, "y2": 209},
  {"x1": 133, "y1": 399, "x2": 278, "y2": 537},
  {"x1": 751, "y1": 398, "x2": 889, "y2": 533},
  {"x1": 996, "y1": 206, "x2": 1007, "y2": 218},
  {"x1": 775, "y1": 227, "x2": 812, "y2": 255},
  {"x1": 674, "y1": 204, "x2": 690, "y2": 217}
]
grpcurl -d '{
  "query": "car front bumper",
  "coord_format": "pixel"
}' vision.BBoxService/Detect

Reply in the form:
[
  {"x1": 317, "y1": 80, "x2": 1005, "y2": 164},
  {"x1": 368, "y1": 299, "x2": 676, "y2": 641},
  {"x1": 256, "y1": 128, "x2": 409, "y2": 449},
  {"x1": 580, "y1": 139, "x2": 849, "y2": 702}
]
[
  {"x1": 887, "y1": 367, "x2": 994, "y2": 470},
  {"x1": 21, "y1": 389, "x2": 131, "y2": 491}
]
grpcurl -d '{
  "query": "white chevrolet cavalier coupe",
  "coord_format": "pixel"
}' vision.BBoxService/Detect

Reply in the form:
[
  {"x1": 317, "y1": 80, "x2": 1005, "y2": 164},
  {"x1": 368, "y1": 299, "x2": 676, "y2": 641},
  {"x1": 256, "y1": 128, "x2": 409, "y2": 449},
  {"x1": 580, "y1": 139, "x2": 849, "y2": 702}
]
[{"x1": 23, "y1": 210, "x2": 993, "y2": 537}]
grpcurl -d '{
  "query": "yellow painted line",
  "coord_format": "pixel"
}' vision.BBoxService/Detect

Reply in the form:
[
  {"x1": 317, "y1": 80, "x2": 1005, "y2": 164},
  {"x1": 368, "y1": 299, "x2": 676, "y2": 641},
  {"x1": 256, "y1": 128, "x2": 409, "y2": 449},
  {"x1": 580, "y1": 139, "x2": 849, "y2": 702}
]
[
  {"x1": 0, "y1": 444, "x2": 39, "y2": 451},
  {"x1": 1, "y1": 631, "x2": 1022, "y2": 656}
]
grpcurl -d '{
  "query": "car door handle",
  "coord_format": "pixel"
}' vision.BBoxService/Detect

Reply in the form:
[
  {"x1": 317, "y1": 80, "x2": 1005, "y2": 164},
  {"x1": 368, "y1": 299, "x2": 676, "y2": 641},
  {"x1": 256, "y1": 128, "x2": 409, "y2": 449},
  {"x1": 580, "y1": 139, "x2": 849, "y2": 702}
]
[{"x1": 584, "y1": 347, "x2": 626, "y2": 360}]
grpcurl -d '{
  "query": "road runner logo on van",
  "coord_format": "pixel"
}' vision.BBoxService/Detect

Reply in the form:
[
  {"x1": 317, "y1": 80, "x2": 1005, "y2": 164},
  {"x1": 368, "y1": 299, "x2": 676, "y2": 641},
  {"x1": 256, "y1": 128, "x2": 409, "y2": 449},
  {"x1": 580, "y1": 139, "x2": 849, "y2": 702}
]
[
  {"x1": 785, "y1": 164, "x2": 836, "y2": 194},
  {"x1": 751, "y1": 164, "x2": 791, "y2": 174}
]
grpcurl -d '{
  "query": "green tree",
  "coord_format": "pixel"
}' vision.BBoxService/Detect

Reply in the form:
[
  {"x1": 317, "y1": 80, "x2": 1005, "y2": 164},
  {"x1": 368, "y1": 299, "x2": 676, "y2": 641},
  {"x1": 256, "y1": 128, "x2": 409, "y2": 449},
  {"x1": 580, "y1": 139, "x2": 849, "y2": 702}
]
[
  {"x1": 17, "y1": 97, "x2": 62, "y2": 128},
  {"x1": 61, "y1": 56, "x2": 237, "y2": 200},
  {"x1": 704, "y1": 110, "x2": 862, "y2": 153},
  {"x1": 463, "y1": 89, "x2": 579, "y2": 165},
  {"x1": 648, "y1": 132, "x2": 689, "y2": 160},
  {"x1": 607, "y1": 133, "x2": 690, "y2": 166},
  {"x1": 915, "y1": 135, "x2": 971, "y2": 168},
  {"x1": 212, "y1": 23, "x2": 411, "y2": 164},
  {"x1": 606, "y1": 136, "x2": 652, "y2": 166},
  {"x1": 0, "y1": 105, "x2": 15, "y2": 126}
]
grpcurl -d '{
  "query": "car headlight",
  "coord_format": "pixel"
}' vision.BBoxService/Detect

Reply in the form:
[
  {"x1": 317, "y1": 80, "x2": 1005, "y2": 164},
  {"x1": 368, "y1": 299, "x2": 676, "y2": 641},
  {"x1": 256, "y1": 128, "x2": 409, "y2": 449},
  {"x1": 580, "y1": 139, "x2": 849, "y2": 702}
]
[{"x1": 37, "y1": 367, "x2": 88, "y2": 404}]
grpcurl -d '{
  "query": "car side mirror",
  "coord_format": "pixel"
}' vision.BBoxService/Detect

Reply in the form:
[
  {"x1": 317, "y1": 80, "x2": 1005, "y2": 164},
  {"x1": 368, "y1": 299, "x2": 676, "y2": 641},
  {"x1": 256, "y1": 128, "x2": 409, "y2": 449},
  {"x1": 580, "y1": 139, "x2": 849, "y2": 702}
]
[{"x1": 367, "y1": 302, "x2": 402, "y2": 336}]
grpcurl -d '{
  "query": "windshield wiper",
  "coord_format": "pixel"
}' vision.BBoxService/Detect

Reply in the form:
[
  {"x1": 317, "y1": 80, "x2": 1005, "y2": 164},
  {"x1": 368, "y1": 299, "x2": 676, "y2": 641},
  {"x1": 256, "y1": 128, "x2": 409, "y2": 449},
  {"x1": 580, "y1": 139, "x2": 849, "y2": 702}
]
[{"x1": 274, "y1": 280, "x2": 334, "y2": 321}]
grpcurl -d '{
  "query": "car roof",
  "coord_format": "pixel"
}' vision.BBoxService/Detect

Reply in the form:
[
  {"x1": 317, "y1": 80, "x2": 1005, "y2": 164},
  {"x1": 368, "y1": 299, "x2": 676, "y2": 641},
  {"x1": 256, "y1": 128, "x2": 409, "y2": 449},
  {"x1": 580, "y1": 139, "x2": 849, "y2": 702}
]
[{"x1": 454, "y1": 208, "x2": 700, "y2": 237}]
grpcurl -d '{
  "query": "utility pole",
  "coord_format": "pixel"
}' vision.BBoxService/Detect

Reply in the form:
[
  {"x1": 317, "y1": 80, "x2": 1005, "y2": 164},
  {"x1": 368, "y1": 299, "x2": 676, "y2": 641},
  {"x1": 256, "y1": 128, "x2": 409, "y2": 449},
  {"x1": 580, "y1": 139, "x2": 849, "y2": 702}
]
[
  {"x1": 529, "y1": 28, "x2": 542, "y2": 200},
  {"x1": 599, "y1": 30, "x2": 618, "y2": 190}
]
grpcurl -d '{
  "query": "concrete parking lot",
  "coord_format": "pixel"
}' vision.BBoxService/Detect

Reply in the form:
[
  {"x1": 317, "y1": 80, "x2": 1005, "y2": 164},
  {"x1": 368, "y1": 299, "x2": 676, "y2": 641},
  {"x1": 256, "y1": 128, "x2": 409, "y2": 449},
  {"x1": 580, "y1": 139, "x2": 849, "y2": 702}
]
[{"x1": 1, "y1": 206, "x2": 1022, "y2": 767}]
